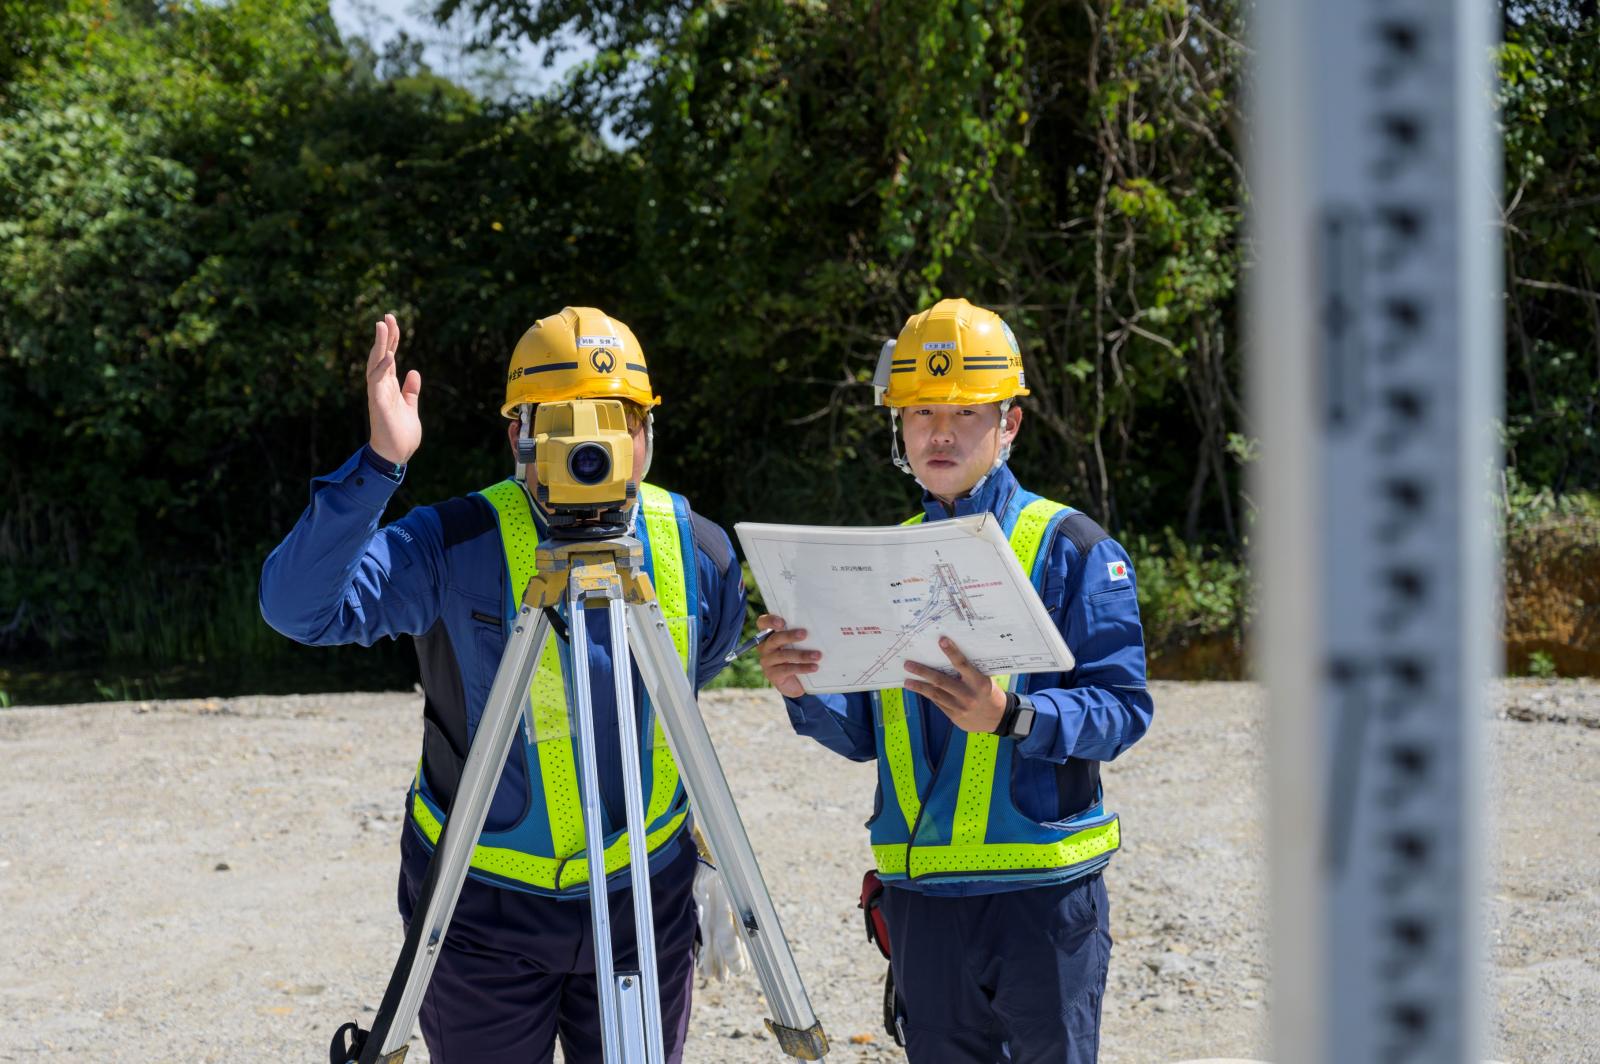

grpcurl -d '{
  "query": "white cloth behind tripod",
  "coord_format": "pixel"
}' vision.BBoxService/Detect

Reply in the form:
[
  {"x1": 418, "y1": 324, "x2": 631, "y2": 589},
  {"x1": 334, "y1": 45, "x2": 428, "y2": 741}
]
[{"x1": 692, "y1": 858, "x2": 751, "y2": 982}]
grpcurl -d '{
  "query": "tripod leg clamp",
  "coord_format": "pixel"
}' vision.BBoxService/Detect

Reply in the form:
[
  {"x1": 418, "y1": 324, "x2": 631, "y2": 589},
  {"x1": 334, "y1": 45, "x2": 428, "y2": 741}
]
[{"x1": 763, "y1": 1018, "x2": 830, "y2": 1060}]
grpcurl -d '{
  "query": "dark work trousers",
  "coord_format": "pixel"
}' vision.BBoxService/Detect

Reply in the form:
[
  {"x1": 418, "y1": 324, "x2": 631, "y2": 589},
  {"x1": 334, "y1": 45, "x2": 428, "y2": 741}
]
[
  {"x1": 397, "y1": 825, "x2": 700, "y2": 1064},
  {"x1": 882, "y1": 872, "x2": 1112, "y2": 1063}
]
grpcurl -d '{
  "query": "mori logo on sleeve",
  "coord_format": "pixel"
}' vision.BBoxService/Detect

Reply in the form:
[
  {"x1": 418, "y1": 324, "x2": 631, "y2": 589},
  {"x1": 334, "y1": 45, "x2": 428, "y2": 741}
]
[{"x1": 1107, "y1": 560, "x2": 1129, "y2": 582}]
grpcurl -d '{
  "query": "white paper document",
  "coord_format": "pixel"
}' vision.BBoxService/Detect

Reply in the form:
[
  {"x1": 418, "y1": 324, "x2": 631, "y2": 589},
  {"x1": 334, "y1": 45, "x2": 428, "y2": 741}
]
[{"x1": 734, "y1": 515, "x2": 1074, "y2": 695}]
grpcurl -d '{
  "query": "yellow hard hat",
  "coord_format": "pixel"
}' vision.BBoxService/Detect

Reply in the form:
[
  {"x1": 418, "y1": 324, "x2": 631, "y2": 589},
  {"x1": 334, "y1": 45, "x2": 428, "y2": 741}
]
[
  {"x1": 873, "y1": 297, "x2": 1029, "y2": 407},
  {"x1": 501, "y1": 306, "x2": 661, "y2": 417}
]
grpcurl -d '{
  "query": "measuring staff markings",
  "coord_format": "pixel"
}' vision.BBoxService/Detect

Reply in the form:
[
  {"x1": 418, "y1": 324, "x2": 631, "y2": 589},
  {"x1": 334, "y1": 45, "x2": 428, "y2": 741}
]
[{"x1": 1308, "y1": 5, "x2": 1488, "y2": 1062}]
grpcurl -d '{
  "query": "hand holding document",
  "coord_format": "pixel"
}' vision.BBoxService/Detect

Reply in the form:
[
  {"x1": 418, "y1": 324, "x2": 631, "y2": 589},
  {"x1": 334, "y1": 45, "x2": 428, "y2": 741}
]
[{"x1": 735, "y1": 515, "x2": 1074, "y2": 695}]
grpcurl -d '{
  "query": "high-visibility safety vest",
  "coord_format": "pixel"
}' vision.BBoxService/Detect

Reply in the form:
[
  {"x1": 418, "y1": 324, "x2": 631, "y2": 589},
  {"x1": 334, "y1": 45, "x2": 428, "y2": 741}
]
[
  {"x1": 408, "y1": 480, "x2": 697, "y2": 897},
  {"x1": 870, "y1": 495, "x2": 1122, "y2": 884}
]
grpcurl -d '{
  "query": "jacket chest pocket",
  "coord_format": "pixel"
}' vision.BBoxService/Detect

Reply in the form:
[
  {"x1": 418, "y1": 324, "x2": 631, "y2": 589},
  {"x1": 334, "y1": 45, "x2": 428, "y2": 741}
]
[{"x1": 469, "y1": 608, "x2": 506, "y2": 726}]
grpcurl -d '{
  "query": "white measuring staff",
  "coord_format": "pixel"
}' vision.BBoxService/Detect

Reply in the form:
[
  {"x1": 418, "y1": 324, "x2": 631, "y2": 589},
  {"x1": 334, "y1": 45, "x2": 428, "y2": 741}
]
[{"x1": 1250, "y1": 2, "x2": 1499, "y2": 1061}]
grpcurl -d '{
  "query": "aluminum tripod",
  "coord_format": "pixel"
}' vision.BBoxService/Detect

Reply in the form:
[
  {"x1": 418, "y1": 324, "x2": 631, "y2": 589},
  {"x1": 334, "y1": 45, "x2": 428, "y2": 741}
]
[{"x1": 332, "y1": 533, "x2": 829, "y2": 1064}]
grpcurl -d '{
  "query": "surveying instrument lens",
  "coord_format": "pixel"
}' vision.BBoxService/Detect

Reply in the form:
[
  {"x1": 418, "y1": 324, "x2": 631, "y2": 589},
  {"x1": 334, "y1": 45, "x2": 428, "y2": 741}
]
[{"x1": 568, "y1": 442, "x2": 612, "y2": 486}]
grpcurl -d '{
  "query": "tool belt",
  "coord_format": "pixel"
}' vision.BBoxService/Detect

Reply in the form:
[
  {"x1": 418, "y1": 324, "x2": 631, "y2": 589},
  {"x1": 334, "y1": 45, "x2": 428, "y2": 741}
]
[{"x1": 858, "y1": 870, "x2": 905, "y2": 1046}]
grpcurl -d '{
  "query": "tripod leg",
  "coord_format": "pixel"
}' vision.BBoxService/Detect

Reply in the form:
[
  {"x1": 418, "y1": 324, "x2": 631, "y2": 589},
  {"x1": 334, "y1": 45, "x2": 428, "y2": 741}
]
[
  {"x1": 625, "y1": 599, "x2": 831, "y2": 1061},
  {"x1": 606, "y1": 594, "x2": 669, "y2": 1063},
  {"x1": 344, "y1": 607, "x2": 553, "y2": 1064},
  {"x1": 565, "y1": 585, "x2": 628, "y2": 1063}
]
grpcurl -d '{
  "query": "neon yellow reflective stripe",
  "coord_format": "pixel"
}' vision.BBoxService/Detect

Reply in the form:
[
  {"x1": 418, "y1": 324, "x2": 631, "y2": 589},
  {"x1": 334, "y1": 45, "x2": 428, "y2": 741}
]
[
  {"x1": 901, "y1": 513, "x2": 925, "y2": 526},
  {"x1": 951, "y1": 731, "x2": 998, "y2": 845},
  {"x1": 991, "y1": 499, "x2": 1064, "y2": 697},
  {"x1": 1008, "y1": 500, "x2": 1063, "y2": 574},
  {"x1": 481, "y1": 481, "x2": 583, "y2": 857},
  {"x1": 878, "y1": 689, "x2": 922, "y2": 836},
  {"x1": 412, "y1": 792, "x2": 688, "y2": 889},
  {"x1": 639, "y1": 484, "x2": 688, "y2": 621},
  {"x1": 584, "y1": 812, "x2": 689, "y2": 890},
  {"x1": 482, "y1": 480, "x2": 539, "y2": 611},
  {"x1": 637, "y1": 482, "x2": 687, "y2": 828},
  {"x1": 529, "y1": 638, "x2": 581, "y2": 854},
  {"x1": 872, "y1": 817, "x2": 1120, "y2": 877}
]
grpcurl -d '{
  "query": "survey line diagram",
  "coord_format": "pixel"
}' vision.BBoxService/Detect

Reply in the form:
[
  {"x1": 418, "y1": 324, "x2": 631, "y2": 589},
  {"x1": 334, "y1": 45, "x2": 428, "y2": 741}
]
[
  {"x1": 845, "y1": 551, "x2": 1010, "y2": 686},
  {"x1": 736, "y1": 515, "x2": 1073, "y2": 694}
]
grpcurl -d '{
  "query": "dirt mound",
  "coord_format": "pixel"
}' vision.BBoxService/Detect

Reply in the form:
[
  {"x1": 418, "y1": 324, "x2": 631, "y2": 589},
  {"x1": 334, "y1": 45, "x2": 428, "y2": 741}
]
[{"x1": 1505, "y1": 515, "x2": 1600, "y2": 675}]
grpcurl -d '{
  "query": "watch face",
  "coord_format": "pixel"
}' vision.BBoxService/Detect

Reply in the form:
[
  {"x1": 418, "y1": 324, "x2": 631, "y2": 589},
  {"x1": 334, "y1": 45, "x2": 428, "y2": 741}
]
[{"x1": 1013, "y1": 706, "x2": 1036, "y2": 739}]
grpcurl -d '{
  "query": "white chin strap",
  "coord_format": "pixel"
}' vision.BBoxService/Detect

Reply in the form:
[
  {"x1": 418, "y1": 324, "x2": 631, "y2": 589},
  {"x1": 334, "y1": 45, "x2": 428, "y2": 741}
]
[
  {"x1": 515, "y1": 406, "x2": 533, "y2": 486},
  {"x1": 640, "y1": 412, "x2": 654, "y2": 482},
  {"x1": 887, "y1": 399, "x2": 1014, "y2": 498},
  {"x1": 888, "y1": 407, "x2": 917, "y2": 480}
]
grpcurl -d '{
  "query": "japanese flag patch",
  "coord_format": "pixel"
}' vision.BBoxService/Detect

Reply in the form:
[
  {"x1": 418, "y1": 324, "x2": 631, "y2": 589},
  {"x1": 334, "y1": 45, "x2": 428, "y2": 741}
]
[{"x1": 1107, "y1": 560, "x2": 1129, "y2": 582}]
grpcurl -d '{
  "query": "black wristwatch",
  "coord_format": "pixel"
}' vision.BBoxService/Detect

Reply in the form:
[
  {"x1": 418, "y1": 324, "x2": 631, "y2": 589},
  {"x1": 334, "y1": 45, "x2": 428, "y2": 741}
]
[
  {"x1": 994, "y1": 691, "x2": 1037, "y2": 740},
  {"x1": 1010, "y1": 693, "x2": 1037, "y2": 740}
]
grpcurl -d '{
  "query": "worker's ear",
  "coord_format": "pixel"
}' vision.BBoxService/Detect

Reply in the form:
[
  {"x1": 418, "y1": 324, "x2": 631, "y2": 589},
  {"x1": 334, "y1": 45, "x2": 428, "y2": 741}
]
[{"x1": 1000, "y1": 403, "x2": 1023, "y2": 445}]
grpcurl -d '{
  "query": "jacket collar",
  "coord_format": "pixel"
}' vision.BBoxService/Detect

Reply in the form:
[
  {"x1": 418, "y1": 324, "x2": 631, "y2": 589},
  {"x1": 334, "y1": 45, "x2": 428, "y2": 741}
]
[{"x1": 919, "y1": 462, "x2": 1020, "y2": 522}]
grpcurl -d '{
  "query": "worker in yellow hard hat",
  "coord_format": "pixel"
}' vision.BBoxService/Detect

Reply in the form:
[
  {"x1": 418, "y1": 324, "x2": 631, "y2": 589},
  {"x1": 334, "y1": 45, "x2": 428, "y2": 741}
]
[
  {"x1": 261, "y1": 308, "x2": 747, "y2": 1063},
  {"x1": 501, "y1": 305, "x2": 660, "y2": 472},
  {"x1": 758, "y1": 297, "x2": 1154, "y2": 1062}
]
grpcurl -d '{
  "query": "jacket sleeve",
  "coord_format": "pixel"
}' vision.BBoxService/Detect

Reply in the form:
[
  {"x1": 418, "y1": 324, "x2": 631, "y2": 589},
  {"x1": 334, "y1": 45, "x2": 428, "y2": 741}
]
[
  {"x1": 259, "y1": 447, "x2": 446, "y2": 646},
  {"x1": 782, "y1": 691, "x2": 878, "y2": 762},
  {"x1": 1017, "y1": 531, "x2": 1154, "y2": 764},
  {"x1": 690, "y1": 512, "x2": 749, "y2": 689}
]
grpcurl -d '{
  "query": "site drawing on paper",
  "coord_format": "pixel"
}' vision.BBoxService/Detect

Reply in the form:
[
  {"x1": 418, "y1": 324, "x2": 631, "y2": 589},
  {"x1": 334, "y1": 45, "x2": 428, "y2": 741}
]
[{"x1": 734, "y1": 515, "x2": 1074, "y2": 694}]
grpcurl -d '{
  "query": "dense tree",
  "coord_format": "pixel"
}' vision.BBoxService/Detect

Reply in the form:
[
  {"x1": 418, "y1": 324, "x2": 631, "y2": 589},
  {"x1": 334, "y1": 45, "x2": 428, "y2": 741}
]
[
  {"x1": 0, "y1": 0, "x2": 632, "y2": 664},
  {"x1": 450, "y1": 1, "x2": 1247, "y2": 537},
  {"x1": 3, "y1": 0, "x2": 1597, "y2": 690},
  {"x1": 1500, "y1": 6, "x2": 1600, "y2": 493}
]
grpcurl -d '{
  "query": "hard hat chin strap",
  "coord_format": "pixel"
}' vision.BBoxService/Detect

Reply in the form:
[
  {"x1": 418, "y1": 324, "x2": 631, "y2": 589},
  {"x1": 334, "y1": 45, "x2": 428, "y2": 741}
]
[
  {"x1": 888, "y1": 407, "x2": 917, "y2": 481},
  {"x1": 515, "y1": 406, "x2": 534, "y2": 487}
]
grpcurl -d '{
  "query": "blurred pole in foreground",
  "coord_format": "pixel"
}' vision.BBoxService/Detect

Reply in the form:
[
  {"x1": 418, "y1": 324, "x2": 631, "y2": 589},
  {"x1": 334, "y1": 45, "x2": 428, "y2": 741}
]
[{"x1": 1249, "y1": 2, "x2": 1501, "y2": 1062}]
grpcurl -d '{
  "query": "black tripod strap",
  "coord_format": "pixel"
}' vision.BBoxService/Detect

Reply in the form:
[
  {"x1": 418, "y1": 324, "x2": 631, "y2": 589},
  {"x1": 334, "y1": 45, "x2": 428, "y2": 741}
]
[
  {"x1": 329, "y1": 1021, "x2": 366, "y2": 1064},
  {"x1": 882, "y1": 964, "x2": 906, "y2": 1048}
]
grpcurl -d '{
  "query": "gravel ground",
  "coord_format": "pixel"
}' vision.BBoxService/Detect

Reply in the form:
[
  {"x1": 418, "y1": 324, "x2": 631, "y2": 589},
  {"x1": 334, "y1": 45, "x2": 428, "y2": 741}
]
[{"x1": 0, "y1": 680, "x2": 1595, "y2": 1063}]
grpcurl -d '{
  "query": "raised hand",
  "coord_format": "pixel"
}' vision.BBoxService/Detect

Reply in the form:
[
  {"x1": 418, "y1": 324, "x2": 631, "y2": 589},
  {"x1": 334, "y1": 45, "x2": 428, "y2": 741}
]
[{"x1": 366, "y1": 313, "x2": 421, "y2": 466}]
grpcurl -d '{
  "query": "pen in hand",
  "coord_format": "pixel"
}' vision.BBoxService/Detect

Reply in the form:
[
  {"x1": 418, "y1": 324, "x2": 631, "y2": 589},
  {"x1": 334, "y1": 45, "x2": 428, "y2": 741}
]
[{"x1": 724, "y1": 627, "x2": 776, "y2": 664}]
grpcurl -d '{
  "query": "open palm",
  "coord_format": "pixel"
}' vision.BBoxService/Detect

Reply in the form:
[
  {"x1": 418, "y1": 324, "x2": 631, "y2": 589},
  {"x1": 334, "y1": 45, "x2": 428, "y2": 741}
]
[{"x1": 366, "y1": 313, "x2": 421, "y2": 466}]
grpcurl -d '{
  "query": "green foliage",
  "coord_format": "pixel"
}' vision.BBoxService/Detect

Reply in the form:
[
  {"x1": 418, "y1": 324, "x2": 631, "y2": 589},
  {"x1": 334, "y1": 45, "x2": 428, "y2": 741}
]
[
  {"x1": 505, "y1": 0, "x2": 1251, "y2": 540},
  {"x1": 4, "y1": 0, "x2": 1600, "y2": 690},
  {"x1": 1503, "y1": 468, "x2": 1600, "y2": 531},
  {"x1": 705, "y1": 650, "x2": 769, "y2": 691},
  {"x1": 706, "y1": 561, "x2": 769, "y2": 690},
  {"x1": 1526, "y1": 650, "x2": 1559, "y2": 679},
  {"x1": 1499, "y1": 10, "x2": 1600, "y2": 494},
  {"x1": 1130, "y1": 528, "x2": 1250, "y2": 678},
  {"x1": 1, "y1": 0, "x2": 631, "y2": 667}
]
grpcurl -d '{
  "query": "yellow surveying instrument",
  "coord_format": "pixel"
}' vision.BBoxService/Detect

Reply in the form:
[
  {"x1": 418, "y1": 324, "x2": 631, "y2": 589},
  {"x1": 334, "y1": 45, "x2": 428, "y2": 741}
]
[{"x1": 332, "y1": 396, "x2": 830, "y2": 1063}]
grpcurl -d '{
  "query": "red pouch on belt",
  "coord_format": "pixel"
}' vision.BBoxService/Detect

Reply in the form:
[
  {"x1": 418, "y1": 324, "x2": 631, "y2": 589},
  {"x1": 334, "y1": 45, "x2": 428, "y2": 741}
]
[{"x1": 859, "y1": 869, "x2": 892, "y2": 961}]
